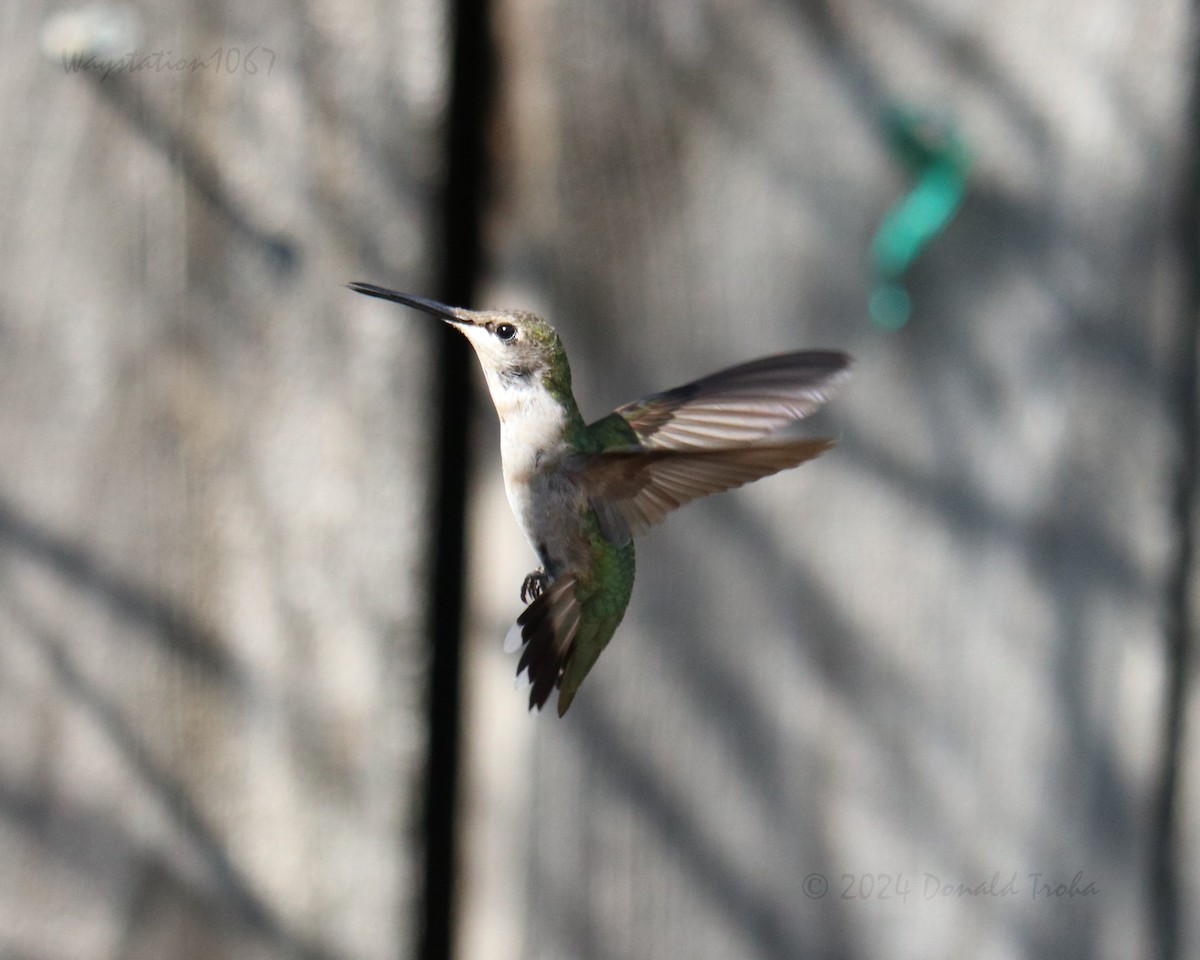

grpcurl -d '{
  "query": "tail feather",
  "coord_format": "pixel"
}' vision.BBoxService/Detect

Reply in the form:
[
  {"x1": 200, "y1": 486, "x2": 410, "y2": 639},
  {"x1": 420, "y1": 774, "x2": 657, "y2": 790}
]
[
  {"x1": 506, "y1": 571, "x2": 629, "y2": 715},
  {"x1": 511, "y1": 575, "x2": 582, "y2": 711},
  {"x1": 554, "y1": 618, "x2": 612, "y2": 716}
]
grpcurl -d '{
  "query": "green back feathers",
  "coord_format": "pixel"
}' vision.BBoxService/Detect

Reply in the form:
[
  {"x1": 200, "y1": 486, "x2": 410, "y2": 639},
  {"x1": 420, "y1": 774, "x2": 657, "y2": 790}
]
[{"x1": 585, "y1": 411, "x2": 641, "y2": 452}]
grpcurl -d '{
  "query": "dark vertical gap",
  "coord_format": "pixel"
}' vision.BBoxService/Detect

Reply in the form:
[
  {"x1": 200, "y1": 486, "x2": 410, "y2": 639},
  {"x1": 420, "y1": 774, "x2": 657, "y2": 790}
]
[
  {"x1": 420, "y1": 1, "x2": 493, "y2": 959},
  {"x1": 1152, "y1": 14, "x2": 1200, "y2": 960}
]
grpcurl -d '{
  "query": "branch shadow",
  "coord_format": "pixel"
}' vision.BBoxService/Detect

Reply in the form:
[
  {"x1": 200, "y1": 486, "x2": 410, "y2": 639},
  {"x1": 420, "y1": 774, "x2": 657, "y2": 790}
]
[
  {"x1": 3, "y1": 608, "x2": 338, "y2": 960},
  {"x1": 0, "y1": 496, "x2": 234, "y2": 683}
]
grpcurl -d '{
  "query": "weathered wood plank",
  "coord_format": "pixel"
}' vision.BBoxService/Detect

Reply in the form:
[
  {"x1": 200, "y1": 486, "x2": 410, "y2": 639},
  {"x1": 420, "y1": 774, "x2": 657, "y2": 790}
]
[
  {"x1": 0, "y1": 2, "x2": 447, "y2": 958},
  {"x1": 461, "y1": 1, "x2": 1193, "y2": 958}
]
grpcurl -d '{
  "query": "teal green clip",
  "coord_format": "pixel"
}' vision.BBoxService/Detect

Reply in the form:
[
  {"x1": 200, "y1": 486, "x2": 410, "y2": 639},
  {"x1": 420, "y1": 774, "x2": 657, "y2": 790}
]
[{"x1": 869, "y1": 107, "x2": 971, "y2": 329}]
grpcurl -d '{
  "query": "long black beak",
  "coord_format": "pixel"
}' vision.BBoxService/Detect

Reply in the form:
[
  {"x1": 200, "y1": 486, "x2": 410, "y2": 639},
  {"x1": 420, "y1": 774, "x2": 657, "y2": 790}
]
[{"x1": 347, "y1": 282, "x2": 474, "y2": 325}]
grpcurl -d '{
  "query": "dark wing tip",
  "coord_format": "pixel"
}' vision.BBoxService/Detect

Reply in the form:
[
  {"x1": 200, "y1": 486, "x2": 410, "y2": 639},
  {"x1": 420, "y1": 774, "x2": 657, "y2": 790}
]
[
  {"x1": 759, "y1": 349, "x2": 854, "y2": 384},
  {"x1": 821, "y1": 349, "x2": 854, "y2": 376}
]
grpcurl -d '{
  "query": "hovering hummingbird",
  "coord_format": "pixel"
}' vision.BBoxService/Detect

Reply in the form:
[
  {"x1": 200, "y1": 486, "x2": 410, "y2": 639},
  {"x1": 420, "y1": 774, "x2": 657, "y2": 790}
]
[{"x1": 349, "y1": 282, "x2": 851, "y2": 715}]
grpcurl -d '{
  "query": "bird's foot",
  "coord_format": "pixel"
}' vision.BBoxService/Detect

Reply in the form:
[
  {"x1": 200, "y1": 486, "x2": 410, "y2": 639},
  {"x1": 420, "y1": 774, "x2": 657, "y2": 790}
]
[{"x1": 520, "y1": 569, "x2": 548, "y2": 604}]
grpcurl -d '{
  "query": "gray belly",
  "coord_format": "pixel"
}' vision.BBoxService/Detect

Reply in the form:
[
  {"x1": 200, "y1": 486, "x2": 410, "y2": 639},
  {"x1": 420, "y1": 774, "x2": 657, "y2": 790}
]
[{"x1": 505, "y1": 469, "x2": 590, "y2": 579}]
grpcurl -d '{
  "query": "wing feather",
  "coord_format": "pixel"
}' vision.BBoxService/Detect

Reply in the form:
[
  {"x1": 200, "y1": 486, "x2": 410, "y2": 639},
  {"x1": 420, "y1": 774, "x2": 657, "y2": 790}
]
[
  {"x1": 571, "y1": 438, "x2": 835, "y2": 538},
  {"x1": 614, "y1": 351, "x2": 851, "y2": 450}
]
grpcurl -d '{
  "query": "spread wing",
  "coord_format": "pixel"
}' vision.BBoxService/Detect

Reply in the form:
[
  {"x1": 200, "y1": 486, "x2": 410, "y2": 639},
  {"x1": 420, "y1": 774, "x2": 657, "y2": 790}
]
[
  {"x1": 612, "y1": 350, "x2": 851, "y2": 450},
  {"x1": 569, "y1": 438, "x2": 836, "y2": 543}
]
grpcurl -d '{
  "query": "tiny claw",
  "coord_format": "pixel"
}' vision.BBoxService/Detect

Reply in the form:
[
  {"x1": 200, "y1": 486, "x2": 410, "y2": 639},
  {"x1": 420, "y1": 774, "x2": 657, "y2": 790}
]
[{"x1": 520, "y1": 569, "x2": 548, "y2": 604}]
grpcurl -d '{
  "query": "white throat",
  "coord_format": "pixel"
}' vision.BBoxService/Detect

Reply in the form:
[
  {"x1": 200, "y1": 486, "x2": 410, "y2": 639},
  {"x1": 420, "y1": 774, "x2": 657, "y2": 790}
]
[{"x1": 482, "y1": 369, "x2": 570, "y2": 470}]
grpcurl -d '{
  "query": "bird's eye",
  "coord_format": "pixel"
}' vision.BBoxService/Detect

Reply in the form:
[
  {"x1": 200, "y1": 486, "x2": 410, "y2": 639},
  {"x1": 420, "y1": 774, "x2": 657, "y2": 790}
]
[{"x1": 496, "y1": 323, "x2": 517, "y2": 342}]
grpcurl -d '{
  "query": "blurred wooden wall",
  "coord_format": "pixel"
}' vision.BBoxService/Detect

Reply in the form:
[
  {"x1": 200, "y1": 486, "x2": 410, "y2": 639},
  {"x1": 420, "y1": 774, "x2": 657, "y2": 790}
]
[
  {"x1": 2, "y1": 2, "x2": 1197, "y2": 960},
  {"x1": 460, "y1": 2, "x2": 1198, "y2": 960},
  {"x1": 2, "y1": 1, "x2": 447, "y2": 958}
]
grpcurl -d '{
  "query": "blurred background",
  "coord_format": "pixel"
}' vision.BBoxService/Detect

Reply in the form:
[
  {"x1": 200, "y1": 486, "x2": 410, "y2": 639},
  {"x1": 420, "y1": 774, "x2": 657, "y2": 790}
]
[{"x1": 2, "y1": 1, "x2": 1196, "y2": 959}]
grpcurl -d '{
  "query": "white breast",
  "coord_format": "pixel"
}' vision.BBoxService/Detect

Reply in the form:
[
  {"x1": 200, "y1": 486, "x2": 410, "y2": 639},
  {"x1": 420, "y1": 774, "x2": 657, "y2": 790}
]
[{"x1": 483, "y1": 373, "x2": 584, "y2": 573}]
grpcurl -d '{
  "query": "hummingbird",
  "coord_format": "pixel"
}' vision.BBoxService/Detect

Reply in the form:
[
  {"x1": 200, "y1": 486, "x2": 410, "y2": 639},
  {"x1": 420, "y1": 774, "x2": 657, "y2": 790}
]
[{"x1": 349, "y1": 282, "x2": 851, "y2": 715}]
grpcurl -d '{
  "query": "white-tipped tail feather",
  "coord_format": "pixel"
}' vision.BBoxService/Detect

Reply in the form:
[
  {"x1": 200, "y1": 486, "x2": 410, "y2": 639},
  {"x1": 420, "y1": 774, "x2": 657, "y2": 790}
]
[{"x1": 503, "y1": 619, "x2": 526, "y2": 655}]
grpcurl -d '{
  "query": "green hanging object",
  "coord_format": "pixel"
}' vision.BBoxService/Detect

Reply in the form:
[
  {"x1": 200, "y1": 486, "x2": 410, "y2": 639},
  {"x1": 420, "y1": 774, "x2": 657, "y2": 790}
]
[{"x1": 869, "y1": 106, "x2": 971, "y2": 330}]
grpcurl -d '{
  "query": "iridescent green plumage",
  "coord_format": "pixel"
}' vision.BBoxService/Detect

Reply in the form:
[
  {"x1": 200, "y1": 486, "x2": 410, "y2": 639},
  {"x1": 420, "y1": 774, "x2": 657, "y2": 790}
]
[{"x1": 553, "y1": 512, "x2": 634, "y2": 715}]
